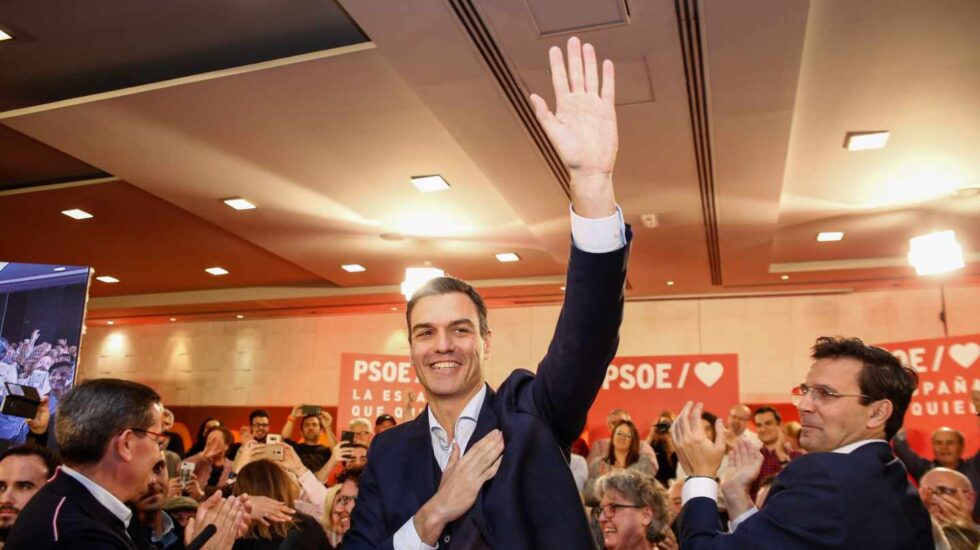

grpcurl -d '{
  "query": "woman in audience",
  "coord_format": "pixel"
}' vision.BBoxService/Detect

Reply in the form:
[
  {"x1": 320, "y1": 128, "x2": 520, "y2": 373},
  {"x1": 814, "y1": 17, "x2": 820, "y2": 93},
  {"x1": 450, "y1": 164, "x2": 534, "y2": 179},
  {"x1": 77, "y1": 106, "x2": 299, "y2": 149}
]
[
  {"x1": 592, "y1": 469, "x2": 673, "y2": 549},
  {"x1": 187, "y1": 417, "x2": 222, "y2": 456},
  {"x1": 645, "y1": 411, "x2": 677, "y2": 486},
  {"x1": 322, "y1": 470, "x2": 360, "y2": 549},
  {"x1": 232, "y1": 459, "x2": 329, "y2": 549},
  {"x1": 185, "y1": 426, "x2": 235, "y2": 495},
  {"x1": 585, "y1": 420, "x2": 657, "y2": 506}
]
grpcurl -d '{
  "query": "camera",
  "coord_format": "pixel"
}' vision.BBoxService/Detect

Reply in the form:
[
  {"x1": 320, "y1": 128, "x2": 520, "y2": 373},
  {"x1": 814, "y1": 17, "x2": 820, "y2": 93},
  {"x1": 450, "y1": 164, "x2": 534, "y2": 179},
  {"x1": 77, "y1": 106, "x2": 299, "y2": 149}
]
[{"x1": 654, "y1": 420, "x2": 672, "y2": 434}]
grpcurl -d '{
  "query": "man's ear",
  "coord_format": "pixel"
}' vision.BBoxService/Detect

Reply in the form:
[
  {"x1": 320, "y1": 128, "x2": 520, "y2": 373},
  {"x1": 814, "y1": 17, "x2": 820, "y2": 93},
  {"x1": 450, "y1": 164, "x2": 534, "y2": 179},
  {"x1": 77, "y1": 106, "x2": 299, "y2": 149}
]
[
  {"x1": 114, "y1": 431, "x2": 136, "y2": 463},
  {"x1": 482, "y1": 330, "x2": 492, "y2": 360},
  {"x1": 866, "y1": 399, "x2": 893, "y2": 432}
]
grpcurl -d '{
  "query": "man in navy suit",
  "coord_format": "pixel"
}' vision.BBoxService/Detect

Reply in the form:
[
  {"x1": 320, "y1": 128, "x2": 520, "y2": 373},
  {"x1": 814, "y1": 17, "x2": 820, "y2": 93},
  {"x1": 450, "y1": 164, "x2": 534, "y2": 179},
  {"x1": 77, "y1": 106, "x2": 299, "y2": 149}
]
[
  {"x1": 5, "y1": 378, "x2": 246, "y2": 549},
  {"x1": 671, "y1": 337, "x2": 934, "y2": 549},
  {"x1": 345, "y1": 36, "x2": 627, "y2": 550}
]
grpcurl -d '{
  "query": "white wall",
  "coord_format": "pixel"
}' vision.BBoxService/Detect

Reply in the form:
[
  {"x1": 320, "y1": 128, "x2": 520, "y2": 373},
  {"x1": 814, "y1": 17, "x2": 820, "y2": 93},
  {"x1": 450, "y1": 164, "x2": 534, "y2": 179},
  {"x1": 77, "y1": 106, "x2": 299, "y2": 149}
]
[{"x1": 78, "y1": 285, "x2": 980, "y2": 406}]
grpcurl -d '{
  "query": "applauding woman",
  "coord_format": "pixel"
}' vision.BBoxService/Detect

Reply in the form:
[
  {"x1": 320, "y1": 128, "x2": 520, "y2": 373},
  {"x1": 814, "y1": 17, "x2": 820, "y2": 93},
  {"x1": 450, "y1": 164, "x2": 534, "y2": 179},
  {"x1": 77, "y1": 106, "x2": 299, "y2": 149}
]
[{"x1": 585, "y1": 420, "x2": 658, "y2": 506}]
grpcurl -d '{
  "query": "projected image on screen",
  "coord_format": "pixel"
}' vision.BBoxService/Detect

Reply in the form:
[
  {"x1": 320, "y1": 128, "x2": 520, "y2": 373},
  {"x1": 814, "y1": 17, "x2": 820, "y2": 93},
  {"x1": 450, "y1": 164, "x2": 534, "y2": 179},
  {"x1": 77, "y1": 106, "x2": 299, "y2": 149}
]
[{"x1": 0, "y1": 261, "x2": 91, "y2": 451}]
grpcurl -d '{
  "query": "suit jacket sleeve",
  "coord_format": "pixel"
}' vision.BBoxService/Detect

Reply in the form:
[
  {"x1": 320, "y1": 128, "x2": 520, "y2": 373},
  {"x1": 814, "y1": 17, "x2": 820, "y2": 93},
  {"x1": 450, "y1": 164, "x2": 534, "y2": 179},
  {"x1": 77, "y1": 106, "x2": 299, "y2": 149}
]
[
  {"x1": 528, "y1": 236, "x2": 630, "y2": 446},
  {"x1": 892, "y1": 435, "x2": 931, "y2": 481},
  {"x1": 680, "y1": 456, "x2": 845, "y2": 549}
]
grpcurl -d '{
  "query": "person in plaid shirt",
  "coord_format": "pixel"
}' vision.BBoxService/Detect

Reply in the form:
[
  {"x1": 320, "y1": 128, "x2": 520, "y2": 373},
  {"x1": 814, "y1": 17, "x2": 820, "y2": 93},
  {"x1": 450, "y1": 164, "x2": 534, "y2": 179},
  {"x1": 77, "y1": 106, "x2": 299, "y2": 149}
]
[{"x1": 749, "y1": 406, "x2": 802, "y2": 500}]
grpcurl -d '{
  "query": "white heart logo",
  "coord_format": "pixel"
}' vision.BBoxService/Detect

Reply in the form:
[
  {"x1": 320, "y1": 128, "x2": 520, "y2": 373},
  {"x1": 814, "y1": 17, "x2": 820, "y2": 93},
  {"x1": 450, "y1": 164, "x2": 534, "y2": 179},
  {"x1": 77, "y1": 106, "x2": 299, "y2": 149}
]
[
  {"x1": 949, "y1": 343, "x2": 980, "y2": 369},
  {"x1": 694, "y1": 361, "x2": 724, "y2": 388}
]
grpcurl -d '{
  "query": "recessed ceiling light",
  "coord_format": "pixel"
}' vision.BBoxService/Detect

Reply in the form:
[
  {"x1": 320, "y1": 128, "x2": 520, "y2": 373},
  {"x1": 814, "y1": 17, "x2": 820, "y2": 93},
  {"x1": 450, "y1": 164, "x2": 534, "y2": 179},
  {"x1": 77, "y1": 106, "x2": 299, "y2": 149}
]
[
  {"x1": 107, "y1": 321, "x2": 115, "y2": 325},
  {"x1": 236, "y1": 314, "x2": 245, "y2": 319},
  {"x1": 666, "y1": 280, "x2": 675, "y2": 286},
  {"x1": 342, "y1": 264, "x2": 366, "y2": 273},
  {"x1": 781, "y1": 275, "x2": 790, "y2": 280},
  {"x1": 495, "y1": 253, "x2": 521, "y2": 263},
  {"x1": 169, "y1": 318, "x2": 177, "y2": 322},
  {"x1": 411, "y1": 175, "x2": 450, "y2": 193},
  {"x1": 844, "y1": 131, "x2": 890, "y2": 151},
  {"x1": 205, "y1": 267, "x2": 229, "y2": 276},
  {"x1": 390, "y1": 307, "x2": 398, "y2": 311},
  {"x1": 560, "y1": 286, "x2": 566, "y2": 291},
  {"x1": 222, "y1": 197, "x2": 257, "y2": 210},
  {"x1": 96, "y1": 276, "x2": 120, "y2": 283},
  {"x1": 53, "y1": 267, "x2": 67, "y2": 272},
  {"x1": 0, "y1": 29, "x2": 13, "y2": 42},
  {"x1": 62, "y1": 209, "x2": 93, "y2": 220},
  {"x1": 817, "y1": 232, "x2": 844, "y2": 242}
]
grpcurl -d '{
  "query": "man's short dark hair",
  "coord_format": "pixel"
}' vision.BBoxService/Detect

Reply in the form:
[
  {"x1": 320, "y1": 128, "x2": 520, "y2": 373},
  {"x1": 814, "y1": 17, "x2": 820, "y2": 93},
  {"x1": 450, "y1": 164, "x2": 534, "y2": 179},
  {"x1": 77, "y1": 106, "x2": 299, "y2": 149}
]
[
  {"x1": 701, "y1": 411, "x2": 718, "y2": 426},
  {"x1": 249, "y1": 409, "x2": 270, "y2": 424},
  {"x1": 811, "y1": 336, "x2": 918, "y2": 440},
  {"x1": 55, "y1": 378, "x2": 161, "y2": 466},
  {"x1": 405, "y1": 277, "x2": 489, "y2": 341},
  {"x1": 49, "y1": 361, "x2": 73, "y2": 373},
  {"x1": 0, "y1": 444, "x2": 61, "y2": 478},
  {"x1": 301, "y1": 414, "x2": 321, "y2": 428},
  {"x1": 753, "y1": 406, "x2": 781, "y2": 424}
]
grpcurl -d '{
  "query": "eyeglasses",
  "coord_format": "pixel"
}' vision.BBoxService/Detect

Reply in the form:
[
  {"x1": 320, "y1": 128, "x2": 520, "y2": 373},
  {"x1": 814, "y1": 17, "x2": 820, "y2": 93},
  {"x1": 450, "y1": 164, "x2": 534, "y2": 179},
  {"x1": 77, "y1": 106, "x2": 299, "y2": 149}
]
[
  {"x1": 591, "y1": 503, "x2": 643, "y2": 521},
  {"x1": 613, "y1": 431, "x2": 634, "y2": 439},
  {"x1": 336, "y1": 495, "x2": 357, "y2": 507},
  {"x1": 926, "y1": 485, "x2": 974, "y2": 497},
  {"x1": 790, "y1": 384, "x2": 871, "y2": 406},
  {"x1": 131, "y1": 428, "x2": 169, "y2": 450}
]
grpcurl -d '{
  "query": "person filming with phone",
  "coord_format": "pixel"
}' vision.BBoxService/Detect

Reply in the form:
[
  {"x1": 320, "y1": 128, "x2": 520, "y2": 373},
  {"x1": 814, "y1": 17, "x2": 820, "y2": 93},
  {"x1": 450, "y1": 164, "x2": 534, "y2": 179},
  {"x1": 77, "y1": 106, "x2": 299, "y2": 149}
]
[{"x1": 282, "y1": 405, "x2": 335, "y2": 474}]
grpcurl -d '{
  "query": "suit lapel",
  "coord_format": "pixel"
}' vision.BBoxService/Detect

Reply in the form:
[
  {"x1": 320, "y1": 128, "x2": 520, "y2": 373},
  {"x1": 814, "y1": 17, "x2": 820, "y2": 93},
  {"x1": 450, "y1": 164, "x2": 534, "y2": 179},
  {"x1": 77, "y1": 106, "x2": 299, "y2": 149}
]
[
  {"x1": 408, "y1": 406, "x2": 440, "y2": 506},
  {"x1": 468, "y1": 385, "x2": 499, "y2": 541},
  {"x1": 53, "y1": 471, "x2": 137, "y2": 548}
]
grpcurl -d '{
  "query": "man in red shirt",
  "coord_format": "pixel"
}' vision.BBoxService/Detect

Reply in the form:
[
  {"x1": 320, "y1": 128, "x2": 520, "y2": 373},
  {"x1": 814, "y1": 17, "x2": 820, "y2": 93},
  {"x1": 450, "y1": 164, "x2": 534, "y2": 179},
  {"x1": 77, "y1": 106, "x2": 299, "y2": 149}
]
[{"x1": 750, "y1": 406, "x2": 802, "y2": 500}]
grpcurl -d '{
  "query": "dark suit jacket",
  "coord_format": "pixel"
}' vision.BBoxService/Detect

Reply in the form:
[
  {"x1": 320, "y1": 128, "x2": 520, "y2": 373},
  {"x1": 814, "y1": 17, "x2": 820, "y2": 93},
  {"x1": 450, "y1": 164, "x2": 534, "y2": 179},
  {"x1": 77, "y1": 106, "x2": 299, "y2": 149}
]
[
  {"x1": 5, "y1": 468, "x2": 139, "y2": 549},
  {"x1": 345, "y1": 238, "x2": 630, "y2": 550},
  {"x1": 679, "y1": 441, "x2": 934, "y2": 549}
]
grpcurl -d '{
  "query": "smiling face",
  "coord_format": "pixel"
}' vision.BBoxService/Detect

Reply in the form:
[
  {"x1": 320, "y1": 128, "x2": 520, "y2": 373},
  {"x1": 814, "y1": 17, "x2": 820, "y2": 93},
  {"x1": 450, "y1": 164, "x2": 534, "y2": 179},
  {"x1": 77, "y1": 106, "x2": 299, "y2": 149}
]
[
  {"x1": 932, "y1": 429, "x2": 964, "y2": 468},
  {"x1": 612, "y1": 423, "x2": 634, "y2": 454},
  {"x1": 409, "y1": 292, "x2": 490, "y2": 406},
  {"x1": 331, "y1": 479, "x2": 359, "y2": 536},
  {"x1": 598, "y1": 488, "x2": 652, "y2": 550},
  {"x1": 754, "y1": 411, "x2": 781, "y2": 446}
]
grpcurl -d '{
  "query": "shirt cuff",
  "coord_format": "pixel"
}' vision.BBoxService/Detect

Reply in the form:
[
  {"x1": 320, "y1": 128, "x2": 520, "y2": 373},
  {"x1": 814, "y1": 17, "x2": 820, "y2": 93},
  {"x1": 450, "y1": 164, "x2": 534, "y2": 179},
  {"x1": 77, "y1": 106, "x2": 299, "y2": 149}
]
[
  {"x1": 681, "y1": 477, "x2": 719, "y2": 505},
  {"x1": 730, "y1": 507, "x2": 758, "y2": 532},
  {"x1": 569, "y1": 205, "x2": 627, "y2": 253},
  {"x1": 393, "y1": 517, "x2": 439, "y2": 550}
]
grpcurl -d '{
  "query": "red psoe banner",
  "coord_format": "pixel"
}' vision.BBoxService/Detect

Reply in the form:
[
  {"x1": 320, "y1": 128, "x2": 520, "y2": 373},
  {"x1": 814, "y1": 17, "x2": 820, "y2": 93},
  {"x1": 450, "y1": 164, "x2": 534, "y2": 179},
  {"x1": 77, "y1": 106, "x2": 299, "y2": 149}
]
[
  {"x1": 337, "y1": 353, "x2": 424, "y2": 438},
  {"x1": 877, "y1": 334, "x2": 980, "y2": 456},
  {"x1": 587, "y1": 354, "x2": 740, "y2": 442}
]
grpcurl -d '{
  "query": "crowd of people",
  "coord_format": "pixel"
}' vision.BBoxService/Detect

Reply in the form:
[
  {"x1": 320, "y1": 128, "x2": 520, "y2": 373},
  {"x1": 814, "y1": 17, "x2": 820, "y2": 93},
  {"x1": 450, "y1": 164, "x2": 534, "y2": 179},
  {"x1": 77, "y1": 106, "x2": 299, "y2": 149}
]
[{"x1": 0, "y1": 37, "x2": 971, "y2": 550}]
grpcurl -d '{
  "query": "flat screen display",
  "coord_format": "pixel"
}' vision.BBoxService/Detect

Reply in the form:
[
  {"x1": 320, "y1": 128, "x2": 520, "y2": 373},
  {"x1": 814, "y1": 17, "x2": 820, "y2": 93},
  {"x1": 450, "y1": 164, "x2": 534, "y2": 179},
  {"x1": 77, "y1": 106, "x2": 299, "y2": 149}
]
[{"x1": 0, "y1": 261, "x2": 91, "y2": 450}]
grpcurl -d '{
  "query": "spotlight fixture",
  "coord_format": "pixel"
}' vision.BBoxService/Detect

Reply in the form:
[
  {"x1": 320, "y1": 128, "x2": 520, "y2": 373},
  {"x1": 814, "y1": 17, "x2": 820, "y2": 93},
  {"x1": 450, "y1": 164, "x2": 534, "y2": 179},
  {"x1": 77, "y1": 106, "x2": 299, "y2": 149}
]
[
  {"x1": 844, "y1": 131, "x2": 890, "y2": 151},
  {"x1": 495, "y1": 253, "x2": 520, "y2": 263},
  {"x1": 222, "y1": 197, "x2": 257, "y2": 210},
  {"x1": 781, "y1": 275, "x2": 790, "y2": 280},
  {"x1": 401, "y1": 267, "x2": 445, "y2": 299},
  {"x1": 410, "y1": 175, "x2": 450, "y2": 193},
  {"x1": 236, "y1": 314, "x2": 245, "y2": 319},
  {"x1": 61, "y1": 209, "x2": 93, "y2": 220},
  {"x1": 817, "y1": 232, "x2": 844, "y2": 242},
  {"x1": 107, "y1": 321, "x2": 115, "y2": 325},
  {"x1": 205, "y1": 267, "x2": 229, "y2": 276},
  {"x1": 908, "y1": 230, "x2": 965, "y2": 275},
  {"x1": 342, "y1": 264, "x2": 366, "y2": 273},
  {"x1": 169, "y1": 318, "x2": 177, "y2": 322},
  {"x1": 666, "y1": 281, "x2": 675, "y2": 286}
]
